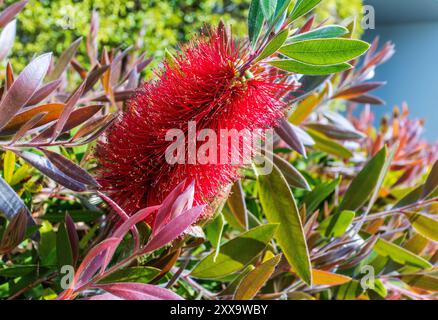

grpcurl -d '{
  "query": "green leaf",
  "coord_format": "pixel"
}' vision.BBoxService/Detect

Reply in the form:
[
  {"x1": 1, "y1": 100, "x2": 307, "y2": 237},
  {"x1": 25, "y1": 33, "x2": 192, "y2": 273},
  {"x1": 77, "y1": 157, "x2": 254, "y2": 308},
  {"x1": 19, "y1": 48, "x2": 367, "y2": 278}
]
[
  {"x1": 318, "y1": 210, "x2": 355, "y2": 238},
  {"x1": 374, "y1": 238, "x2": 432, "y2": 269},
  {"x1": 339, "y1": 146, "x2": 387, "y2": 212},
  {"x1": 0, "y1": 265, "x2": 38, "y2": 278},
  {"x1": 259, "y1": 0, "x2": 277, "y2": 23},
  {"x1": 256, "y1": 159, "x2": 312, "y2": 285},
  {"x1": 274, "y1": 0, "x2": 293, "y2": 20},
  {"x1": 365, "y1": 144, "x2": 397, "y2": 214},
  {"x1": 403, "y1": 212, "x2": 438, "y2": 242},
  {"x1": 248, "y1": 0, "x2": 265, "y2": 46},
  {"x1": 303, "y1": 178, "x2": 340, "y2": 214},
  {"x1": 99, "y1": 267, "x2": 161, "y2": 284},
  {"x1": 401, "y1": 273, "x2": 438, "y2": 291},
  {"x1": 56, "y1": 221, "x2": 74, "y2": 269},
  {"x1": 269, "y1": 59, "x2": 351, "y2": 75},
  {"x1": 3, "y1": 150, "x2": 15, "y2": 184},
  {"x1": 204, "y1": 213, "x2": 225, "y2": 262},
  {"x1": 279, "y1": 38, "x2": 370, "y2": 65},
  {"x1": 289, "y1": 25, "x2": 349, "y2": 42},
  {"x1": 290, "y1": 0, "x2": 322, "y2": 22},
  {"x1": 190, "y1": 224, "x2": 278, "y2": 279},
  {"x1": 290, "y1": 0, "x2": 321, "y2": 21},
  {"x1": 306, "y1": 128, "x2": 353, "y2": 159},
  {"x1": 256, "y1": 28, "x2": 289, "y2": 62},
  {"x1": 421, "y1": 160, "x2": 438, "y2": 199},
  {"x1": 234, "y1": 254, "x2": 281, "y2": 300}
]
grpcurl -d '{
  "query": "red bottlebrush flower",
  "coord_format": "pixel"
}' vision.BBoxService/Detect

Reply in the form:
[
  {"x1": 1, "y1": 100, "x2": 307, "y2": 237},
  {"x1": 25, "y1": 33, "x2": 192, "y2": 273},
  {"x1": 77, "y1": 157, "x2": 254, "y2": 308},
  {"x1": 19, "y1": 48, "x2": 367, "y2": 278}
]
[{"x1": 96, "y1": 26, "x2": 296, "y2": 222}]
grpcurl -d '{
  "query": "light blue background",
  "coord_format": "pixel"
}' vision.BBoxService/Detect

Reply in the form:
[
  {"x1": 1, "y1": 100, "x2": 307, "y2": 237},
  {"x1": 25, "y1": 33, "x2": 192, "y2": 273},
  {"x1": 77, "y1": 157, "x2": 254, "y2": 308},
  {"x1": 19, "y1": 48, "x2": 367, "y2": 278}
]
[{"x1": 362, "y1": 0, "x2": 438, "y2": 141}]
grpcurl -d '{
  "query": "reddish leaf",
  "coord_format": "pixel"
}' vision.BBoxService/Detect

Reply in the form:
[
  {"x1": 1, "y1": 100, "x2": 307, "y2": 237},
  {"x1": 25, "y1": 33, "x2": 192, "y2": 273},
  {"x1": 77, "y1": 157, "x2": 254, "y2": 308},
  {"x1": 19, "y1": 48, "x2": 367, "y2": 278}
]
[
  {"x1": 25, "y1": 79, "x2": 62, "y2": 107},
  {"x1": 144, "y1": 205, "x2": 206, "y2": 253},
  {"x1": 348, "y1": 94, "x2": 385, "y2": 105},
  {"x1": 40, "y1": 148, "x2": 99, "y2": 188},
  {"x1": 11, "y1": 149, "x2": 88, "y2": 192},
  {"x1": 9, "y1": 111, "x2": 48, "y2": 143},
  {"x1": 31, "y1": 104, "x2": 103, "y2": 142},
  {"x1": 47, "y1": 37, "x2": 82, "y2": 81},
  {"x1": 52, "y1": 80, "x2": 86, "y2": 140},
  {"x1": 83, "y1": 65, "x2": 110, "y2": 93},
  {"x1": 275, "y1": 118, "x2": 306, "y2": 156},
  {"x1": 94, "y1": 283, "x2": 183, "y2": 300},
  {"x1": 332, "y1": 82, "x2": 386, "y2": 100},
  {"x1": 0, "y1": 0, "x2": 28, "y2": 28},
  {"x1": 65, "y1": 213, "x2": 79, "y2": 266},
  {"x1": 152, "y1": 180, "x2": 188, "y2": 236},
  {"x1": 0, "y1": 53, "x2": 52, "y2": 130},
  {"x1": 0, "y1": 103, "x2": 64, "y2": 136}
]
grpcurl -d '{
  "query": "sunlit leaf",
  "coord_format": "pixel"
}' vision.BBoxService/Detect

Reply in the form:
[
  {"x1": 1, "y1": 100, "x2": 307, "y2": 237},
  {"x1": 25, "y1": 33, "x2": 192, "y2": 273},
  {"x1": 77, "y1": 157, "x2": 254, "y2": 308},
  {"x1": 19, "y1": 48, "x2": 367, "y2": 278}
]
[
  {"x1": 234, "y1": 254, "x2": 281, "y2": 300},
  {"x1": 374, "y1": 238, "x2": 432, "y2": 269},
  {"x1": 256, "y1": 159, "x2": 312, "y2": 285},
  {"x1": 191, "y1": 224, "x2": 278, "y2": 279}
]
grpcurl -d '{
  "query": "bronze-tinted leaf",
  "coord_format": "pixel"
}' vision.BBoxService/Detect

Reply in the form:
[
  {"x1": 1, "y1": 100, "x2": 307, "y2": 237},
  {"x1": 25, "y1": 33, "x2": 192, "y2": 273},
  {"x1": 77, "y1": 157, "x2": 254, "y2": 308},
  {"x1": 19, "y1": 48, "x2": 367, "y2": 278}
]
[
  {"x1": 0, "y1": 53, "x2": 52, "y2": 130},
  {"x1": 0, "y1": 0, "x2": 28, "y2": 28},
  {"x1": 332, "y1": 82, "x2": 385, "y2": 100},
  {"x1": 0, "y1": 103, "x2": 64, "y2": 136},
  {"x1": 275, "y1": 118, "x2": 306, "y2": 156},
  {"x1": 52, "y1": 80, "x2": 86, "y2": 140},
  {"x1": 9, "y1": 111, "x2": 48, "y2": 143},
  {"x1": 47, "y1": 37, "x2": 82, "y2": 81},
  {"x1": 227, "y1": 180, "x2": 248, "y2": 230},
  {"x1": 31, "y1": 104, "x2": 102, "y2": 142},
  {"x1": 25, "y1": 79, "x2": 61, "y2": 107}
]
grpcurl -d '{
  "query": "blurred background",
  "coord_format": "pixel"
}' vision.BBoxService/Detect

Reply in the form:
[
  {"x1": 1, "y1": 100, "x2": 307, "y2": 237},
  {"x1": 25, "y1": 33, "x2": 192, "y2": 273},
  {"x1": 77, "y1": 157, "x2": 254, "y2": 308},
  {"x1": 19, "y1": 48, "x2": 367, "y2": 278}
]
[
  {"x1": 364, "y1": 0, "x2": 438, "y2": 141},
  {"x1": 2, "y1": 0, "x2": 437, "y2": 141}
]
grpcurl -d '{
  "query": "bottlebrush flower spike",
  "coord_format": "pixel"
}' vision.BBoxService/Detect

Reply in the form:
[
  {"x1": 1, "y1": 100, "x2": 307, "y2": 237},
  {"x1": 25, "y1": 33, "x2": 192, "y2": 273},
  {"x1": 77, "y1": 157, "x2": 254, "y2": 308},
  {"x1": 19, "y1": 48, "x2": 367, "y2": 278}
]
[{"x1": 96, "y1": 25, "x2": 297, "y2": 221}]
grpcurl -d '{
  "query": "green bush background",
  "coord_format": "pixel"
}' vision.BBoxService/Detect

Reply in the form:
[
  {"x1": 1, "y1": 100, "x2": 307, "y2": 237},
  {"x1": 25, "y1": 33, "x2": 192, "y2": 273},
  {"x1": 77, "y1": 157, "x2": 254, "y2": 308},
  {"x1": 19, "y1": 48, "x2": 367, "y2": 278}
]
[{"x1": 5, "y1": 0, "x2": 363, "y2": 69}]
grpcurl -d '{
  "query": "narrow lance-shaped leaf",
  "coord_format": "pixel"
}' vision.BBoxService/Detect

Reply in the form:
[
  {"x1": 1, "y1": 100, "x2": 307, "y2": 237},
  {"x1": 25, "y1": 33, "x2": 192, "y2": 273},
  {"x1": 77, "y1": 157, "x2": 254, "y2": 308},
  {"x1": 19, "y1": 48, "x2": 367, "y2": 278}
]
[
  {"x1": 290, "y1": 0, "x2": 322, "y2": 22},
  {"x1": 255, "y1": 158, "x2": 312, "y2": 285},
  {"x1": 52, "y1": 80, "x2": 86, "y2": 140},
  {"x1": 0, "y1": 176, "x2": 36, "y2": 227},
  {"x1": 94, "y1": 283, "x2": 183, "y2": 300},
  {"x1": 47, "y1": 37, "x2": 82, "y2": 81},
  {"x1": 288, "y1": 25, "x2": 349, "y2": 42},
  {"x1": 306, "y1": 128, "x2": 353, "y2": 159},
  {"x1": 421, "y1": 160, "x2": 438, "y2": 199},
  {"x1": 275, "y1": 118, "x2": 306, "y2": 156},
  {"x1": 0, "y1": 20, "x2": 16, "y2": 62},
  {"x1": 255, "y1": 28, "x2": 288, "y2": 62},
  {"x1": 259, "y1": 0, "x2": 277, "y2": 23},
  {"x1": 191, "y1": 224, "x2": 279, "y2": 279},
  {"x1": 271, "y1": 153, "x2": 310, "y2": 190},
  {"x1": 40, "y1": 148, "x2": 99, "y2": 188},
  {"x1": 227, "y1": 180, "x2": 248, "y2": 230},
  {"x1": 403, "y1": 212, "x2": 438, "y2": 242},
  {"x1": 25, "y1": 79, "x2": 62, "y2": 107},
  {"x1": 11, "y1": 149, "x2": 87, "y2": 192},
  {"x1": 234, "y1": 254, "x2": 281, "y2": 300},
  {"x1": 374, "y1": 238, "x2": 432, "y2": 269},
  {"x1": 0, "y1": 0, "x2": 28, "y2": 28},
  {"x1": 0, "y1": 53, "x2": 52, "y2": 130},
  {"x1": 248, "y1": 0, "x2": 265, "y2": 47},
  {"x1": 339, "y1": 146, "x2": 387, "y2": 212}
]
